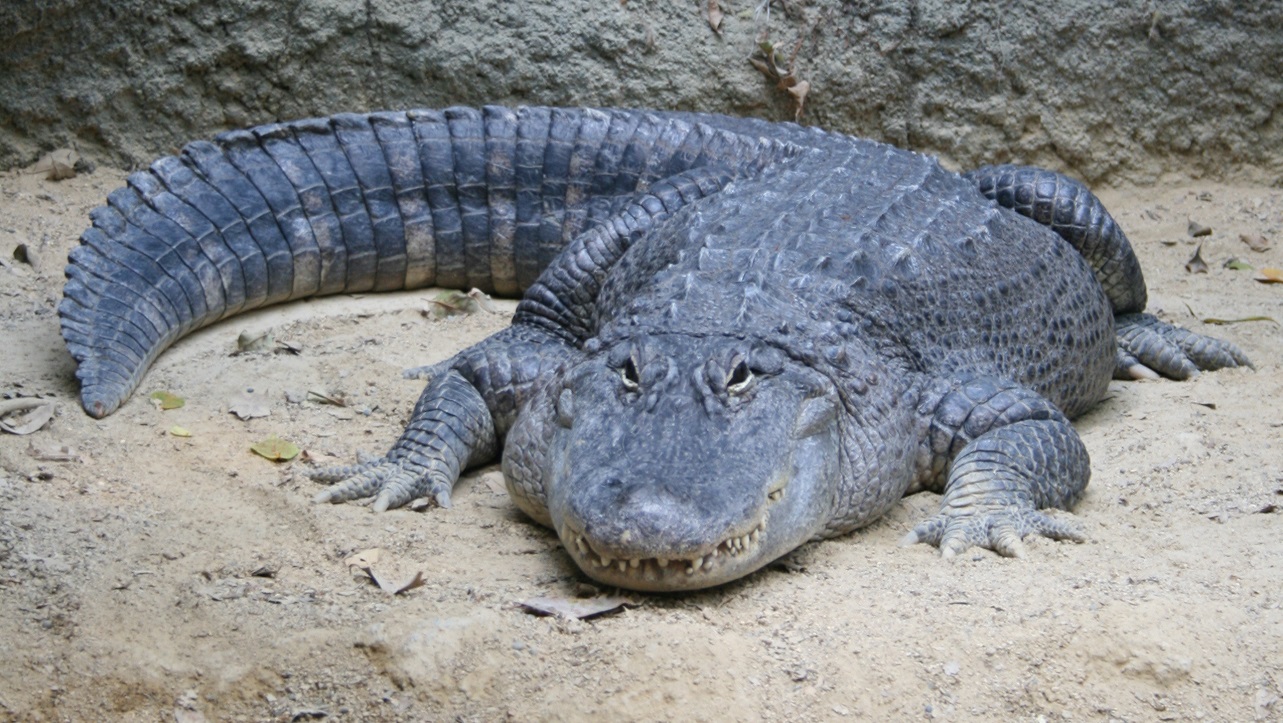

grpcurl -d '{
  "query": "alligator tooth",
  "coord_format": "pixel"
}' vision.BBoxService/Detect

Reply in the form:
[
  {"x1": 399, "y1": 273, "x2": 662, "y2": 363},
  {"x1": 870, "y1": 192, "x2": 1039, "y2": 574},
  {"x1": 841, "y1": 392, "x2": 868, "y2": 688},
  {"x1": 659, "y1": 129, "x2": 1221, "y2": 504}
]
[
  {"x1": 575, "y1": 537, "x2": 588, "y2": 556},
  {"x1": 629, "y1": 558, "x2": 640, "y2": 569},
  {"x1": 600, "y1": 555, "x2": 614, "y2": 568},
  {"x1": 657, "y1": 558, "x2": 669, "y2": 568},
  {"x1": 617, "y1": 560, "x2": 627, "y2": 572},
  {"x1": 711, "y1": 548, "x2": 720, "y2": 558},
  {"x1": 750, "y1": 529, "x2": 760, "y2": 544}
]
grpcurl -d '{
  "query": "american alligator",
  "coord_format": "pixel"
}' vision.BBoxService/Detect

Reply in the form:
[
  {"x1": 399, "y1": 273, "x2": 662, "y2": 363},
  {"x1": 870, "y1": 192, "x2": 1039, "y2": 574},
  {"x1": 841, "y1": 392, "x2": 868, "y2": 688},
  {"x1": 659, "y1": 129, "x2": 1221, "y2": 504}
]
[{"x1": 60, "y1": 106, "x2": 1250, "y2": 591}]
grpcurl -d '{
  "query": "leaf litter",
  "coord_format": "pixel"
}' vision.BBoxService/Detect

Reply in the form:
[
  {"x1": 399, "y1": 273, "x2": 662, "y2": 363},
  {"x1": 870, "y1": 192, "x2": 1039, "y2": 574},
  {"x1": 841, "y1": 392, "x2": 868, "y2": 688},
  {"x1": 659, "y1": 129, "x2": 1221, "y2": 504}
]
[
  {"x1": 0, "y1": 397, "x2": 55, "y2": 435},
  {"x1": 344, "y1": 548, "x2": 427, "y2": 595},
  {"x1": 250, "y1": 436, "x2": 300, "y2": 461}
]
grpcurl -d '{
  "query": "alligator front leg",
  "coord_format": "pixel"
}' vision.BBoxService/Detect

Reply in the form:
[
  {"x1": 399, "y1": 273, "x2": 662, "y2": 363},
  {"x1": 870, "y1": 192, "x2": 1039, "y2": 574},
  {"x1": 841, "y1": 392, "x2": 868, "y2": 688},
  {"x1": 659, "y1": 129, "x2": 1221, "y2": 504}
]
[
  {"x1": 904, "y1": 376, "x2": 1089, "y2": 558},
  {"x1": 311, "y1": 370, "x2": 498, "y2": 511}
]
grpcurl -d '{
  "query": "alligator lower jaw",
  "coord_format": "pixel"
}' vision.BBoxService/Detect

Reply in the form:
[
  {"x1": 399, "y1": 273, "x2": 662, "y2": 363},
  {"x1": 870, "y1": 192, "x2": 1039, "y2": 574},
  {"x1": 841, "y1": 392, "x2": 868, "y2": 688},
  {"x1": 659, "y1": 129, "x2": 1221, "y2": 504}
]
[{"x1": 559, "y1": 511, "x2": 778, "y2": 591}]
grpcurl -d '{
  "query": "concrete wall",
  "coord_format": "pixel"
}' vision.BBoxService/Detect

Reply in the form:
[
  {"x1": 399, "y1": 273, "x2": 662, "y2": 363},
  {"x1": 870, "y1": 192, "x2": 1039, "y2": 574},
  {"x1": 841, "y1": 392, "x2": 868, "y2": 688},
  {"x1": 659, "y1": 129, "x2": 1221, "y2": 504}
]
[{"x1": 3, "y1": 0, "x2": 1280, "y2": 184}]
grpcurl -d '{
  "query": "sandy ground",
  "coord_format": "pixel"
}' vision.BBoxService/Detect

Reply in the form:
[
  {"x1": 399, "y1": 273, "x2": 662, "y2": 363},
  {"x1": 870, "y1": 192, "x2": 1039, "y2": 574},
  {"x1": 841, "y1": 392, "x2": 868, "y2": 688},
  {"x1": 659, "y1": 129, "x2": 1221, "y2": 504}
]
[{"x1": 0, "y1": 164, "x2": 1280, "y2": 722}]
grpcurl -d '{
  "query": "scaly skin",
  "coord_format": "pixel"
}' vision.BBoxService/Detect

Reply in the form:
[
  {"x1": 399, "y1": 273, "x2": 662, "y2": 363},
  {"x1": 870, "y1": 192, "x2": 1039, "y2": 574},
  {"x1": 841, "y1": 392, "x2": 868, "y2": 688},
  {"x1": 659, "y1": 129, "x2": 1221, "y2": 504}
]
[{"x1": 60, "y1": 106, "x2": 1251, "y2": 591}]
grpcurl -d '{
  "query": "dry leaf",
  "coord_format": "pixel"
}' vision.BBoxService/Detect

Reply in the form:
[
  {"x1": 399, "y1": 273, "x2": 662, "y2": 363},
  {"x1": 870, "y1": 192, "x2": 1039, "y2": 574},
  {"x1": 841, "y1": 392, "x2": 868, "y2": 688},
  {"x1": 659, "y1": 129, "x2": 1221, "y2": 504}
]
[
  {"x1": 250, "y1": 436, "x2": 299, "y2": 461},
  {"x1": 1201, "y1": 316, "x2": 1278, "y2": 325},
  {"x1": 150, "y1": 390, "x2": 185, "y2": 410},
  {"x1": 707, "y1": 0, "x2": 723, "y2": 34},
  {"x1": 228, "y1": 391, "x2": 271, "y2": 420},
  {"x1": 785, "y1": 79, "x2": 811, "y2": 121},
  {"x1": 1240, "y1": 233, "x2": 1271, "y2": 252},
  {"x1": 1184, "y1": 244, "x2": 1208, "y2": 274},
  {"x1": 0, "y1": 398, "x2": 55, "y2": 435},
  {"x1": 424, "y1": 289, "x2": 493, "y2": 318},
  {"x1": 518, "y1": 594, "x2": 639, "y2": 620},
  {"x1": 26, "y1": 441, "x2": 81, "y2": 462},
  {"x1": 236, "y1": 329, "x2": 273, "y2": 353},
  {"x1": 1255, "y1": 267, "x2": 1283, "y2": 284},
  {"x1": 345, "y1": 548, "x2": 386, "y2": 569},
  {"x1": 31, "y1": 148, "x2": 79, "y2": 181},
  {"x1": 1223, "y1": 258, "x2": 1254, "y2": 271},
  {"x1": 379, "y1": 570, "x2": 427, "y2": 595},
  {"x1": 1187, "y1": 219, "x2": 1212, "y2": 237},
  {"x1": 169, "y1": 425, "x2": 192, "y2": 437},
  {"x1": 345, "y1": 548, "x2": 426, "y2": 595},
  {"x1": 307, "y1": 390, "x2": 348, "y2": 407}
]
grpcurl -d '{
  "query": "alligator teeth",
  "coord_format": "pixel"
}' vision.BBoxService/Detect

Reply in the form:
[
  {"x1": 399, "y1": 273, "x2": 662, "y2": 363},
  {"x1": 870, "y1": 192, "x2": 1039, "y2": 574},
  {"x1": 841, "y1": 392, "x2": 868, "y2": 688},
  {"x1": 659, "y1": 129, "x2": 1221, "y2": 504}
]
[
  {"x1": 768, "y1": 488, "x2": 784, "y2": 502},
  {"x1": 565, "y1": 519, "x2": 767, "y2": 578}
]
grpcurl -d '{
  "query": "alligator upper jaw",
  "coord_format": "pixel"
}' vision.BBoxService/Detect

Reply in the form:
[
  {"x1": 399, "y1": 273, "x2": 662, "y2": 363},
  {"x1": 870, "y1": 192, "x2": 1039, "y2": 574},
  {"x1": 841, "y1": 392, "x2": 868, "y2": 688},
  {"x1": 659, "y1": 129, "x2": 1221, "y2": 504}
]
[{"x1": 558, "y1": 487, "x2": 786, "y2": 592}]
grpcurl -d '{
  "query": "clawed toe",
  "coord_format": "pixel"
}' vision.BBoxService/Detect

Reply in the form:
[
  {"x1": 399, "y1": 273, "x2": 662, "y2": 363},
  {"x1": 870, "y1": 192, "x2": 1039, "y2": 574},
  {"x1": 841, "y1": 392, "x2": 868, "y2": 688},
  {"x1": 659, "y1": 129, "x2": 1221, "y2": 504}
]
[{"x1": 904, "y1": 507, "x2": 1084, "y2": 559}]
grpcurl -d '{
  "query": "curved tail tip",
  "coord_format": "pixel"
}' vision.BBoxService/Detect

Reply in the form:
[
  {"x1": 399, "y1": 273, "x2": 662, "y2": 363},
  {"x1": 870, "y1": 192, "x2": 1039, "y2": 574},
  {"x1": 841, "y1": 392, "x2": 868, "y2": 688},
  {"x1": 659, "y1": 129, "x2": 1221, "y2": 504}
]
[{"x1": 81, "y1": 390, "x2": 122, "y2": 419}]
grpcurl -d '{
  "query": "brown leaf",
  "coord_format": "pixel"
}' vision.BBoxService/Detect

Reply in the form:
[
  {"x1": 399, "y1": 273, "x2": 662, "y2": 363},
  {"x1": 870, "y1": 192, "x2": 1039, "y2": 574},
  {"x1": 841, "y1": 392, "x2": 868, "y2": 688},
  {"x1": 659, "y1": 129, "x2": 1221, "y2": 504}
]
[
  {"x1": 1187, "y1": 219, "x2": 1212, "y2": 237},
  {"x1": 518, "y1": 594, "x2": 640, "y2": 620},
  {"x1": 1184, "y1": 244, "x2": 1208, "y2": 274},
  {"x1": 345, "y1": 548, "x2": 386, "y2": 570},
  {"x1": 1240, "y1": 233, "x2": 1271, "y2": 252},
  {"x1": 707, "y1": 0, "x2": 723, "y2": 34},
  {"x1": 1255, "y1": 267, "x2": 1283, "y2": 284},
  {"x1": 786, "y1": 79, "x2": 811, "y2": 121},
  {"x1": 306, "y1": 390, "x2": 348, "y2": 407},
  {"x1": 30, "y1": 148, "x2": 79, "y2": 181},
  {"x1": 1202, "y1": 316, "x2": 1278, "y2": 326},
  {"x1": 345, "y1": 548, "x2": 425, "y2": 595},
  {"x1": 0, "y1": 398, "x2": 55, "y2": 435}
]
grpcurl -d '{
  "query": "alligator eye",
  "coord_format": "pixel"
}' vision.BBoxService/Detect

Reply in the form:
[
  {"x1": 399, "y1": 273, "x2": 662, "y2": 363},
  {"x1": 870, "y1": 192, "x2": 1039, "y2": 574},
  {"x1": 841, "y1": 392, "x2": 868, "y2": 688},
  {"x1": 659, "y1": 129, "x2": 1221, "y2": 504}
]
[
  {"x1": 727, "y1": 360, "x2": 753, "y2": 394},
  {"x1": 620, "y1": 357, "x2": 640, "y2": 391}
]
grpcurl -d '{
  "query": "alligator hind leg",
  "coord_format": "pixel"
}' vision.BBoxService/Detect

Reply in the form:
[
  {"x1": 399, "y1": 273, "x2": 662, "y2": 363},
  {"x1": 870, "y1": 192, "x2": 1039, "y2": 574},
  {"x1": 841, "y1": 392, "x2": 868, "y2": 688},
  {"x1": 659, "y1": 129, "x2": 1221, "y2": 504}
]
[
  {"x1": 904, "y1": 375, "x2": 1089, "y2": 558},
  {"x1": 965, "y1": 164, "x2": 1147, "y2": 314},
  {"x1": 966, "y1": 164, "x2": 1252, "y2": 378}
]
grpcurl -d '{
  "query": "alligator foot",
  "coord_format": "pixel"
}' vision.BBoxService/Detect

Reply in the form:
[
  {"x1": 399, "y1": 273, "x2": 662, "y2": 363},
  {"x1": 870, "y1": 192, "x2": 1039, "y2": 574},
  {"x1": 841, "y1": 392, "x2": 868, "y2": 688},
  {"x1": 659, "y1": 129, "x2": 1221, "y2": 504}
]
[
  {"x1": 901, "y1": 507, "x2": 1084, "y2": 559},
  {"x1": 310, "y1": 456, "x2": 454, "y2": 512},
  {"x1": 907, "y1": 408, "x2": 1091, "y2": 558},
  {"x1": 1115, "y1": 312, "x2": 1252, "y2": 381}
]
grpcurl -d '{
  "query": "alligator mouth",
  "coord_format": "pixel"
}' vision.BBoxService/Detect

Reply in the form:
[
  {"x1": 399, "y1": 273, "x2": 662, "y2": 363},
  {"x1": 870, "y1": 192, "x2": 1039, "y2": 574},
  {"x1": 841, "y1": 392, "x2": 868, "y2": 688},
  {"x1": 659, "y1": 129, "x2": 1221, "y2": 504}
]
[{"x1": 560, "y1": 487, "x2": 785, "y2": 583}]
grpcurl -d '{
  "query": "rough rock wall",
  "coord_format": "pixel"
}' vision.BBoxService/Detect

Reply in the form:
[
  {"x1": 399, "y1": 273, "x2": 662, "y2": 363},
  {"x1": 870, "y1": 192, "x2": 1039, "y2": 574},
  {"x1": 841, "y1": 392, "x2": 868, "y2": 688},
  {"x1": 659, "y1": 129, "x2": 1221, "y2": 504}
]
[{"x1": 2, "y1": 0, "x2": 1280, "y2": 184}]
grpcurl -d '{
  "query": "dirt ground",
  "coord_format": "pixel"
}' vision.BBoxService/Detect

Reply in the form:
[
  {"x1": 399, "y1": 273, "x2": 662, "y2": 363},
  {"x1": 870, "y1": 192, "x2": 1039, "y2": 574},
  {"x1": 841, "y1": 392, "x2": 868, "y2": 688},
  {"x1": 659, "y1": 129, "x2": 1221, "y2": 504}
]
[{"x1": 0, "y1": 164, "x2": 1280, "y2": 722}]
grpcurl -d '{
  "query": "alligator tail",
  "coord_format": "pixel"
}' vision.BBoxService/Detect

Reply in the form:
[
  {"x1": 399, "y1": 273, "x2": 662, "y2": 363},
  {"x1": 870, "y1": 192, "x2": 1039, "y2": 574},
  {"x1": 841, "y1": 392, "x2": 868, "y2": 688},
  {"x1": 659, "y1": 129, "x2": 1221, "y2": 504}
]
[{"x1": 60, "y1": 106, "x2": 793, "y2": 418}]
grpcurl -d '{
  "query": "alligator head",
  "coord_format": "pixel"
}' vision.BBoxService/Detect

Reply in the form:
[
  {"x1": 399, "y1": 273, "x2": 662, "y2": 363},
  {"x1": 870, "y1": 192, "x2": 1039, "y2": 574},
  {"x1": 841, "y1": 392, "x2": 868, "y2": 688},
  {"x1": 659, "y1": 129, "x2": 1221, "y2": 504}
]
[{"x1": 536, "y1": 333, "x2": 842, "y2": 591}]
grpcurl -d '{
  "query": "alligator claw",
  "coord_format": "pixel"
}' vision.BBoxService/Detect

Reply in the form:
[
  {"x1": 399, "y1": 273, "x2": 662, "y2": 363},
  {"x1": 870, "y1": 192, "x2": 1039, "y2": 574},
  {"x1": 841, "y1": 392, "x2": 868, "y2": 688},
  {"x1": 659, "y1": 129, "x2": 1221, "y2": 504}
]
[{"x1": 902, "y1": 506, "x2": 1084, "y2": 558}]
